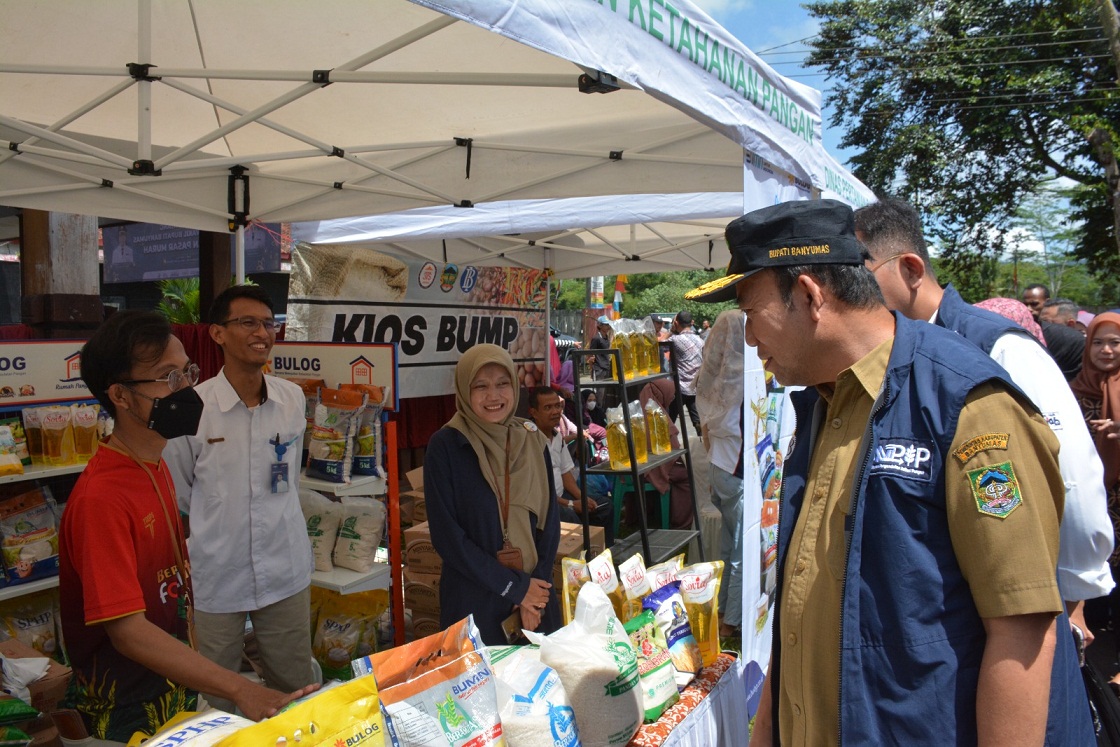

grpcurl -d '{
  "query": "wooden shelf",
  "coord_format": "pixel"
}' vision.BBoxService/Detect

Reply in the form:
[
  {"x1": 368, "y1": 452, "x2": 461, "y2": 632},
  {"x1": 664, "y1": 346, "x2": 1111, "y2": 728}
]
[{"x1": 0, "y1": 575, "x2": 59, "y2": 602}]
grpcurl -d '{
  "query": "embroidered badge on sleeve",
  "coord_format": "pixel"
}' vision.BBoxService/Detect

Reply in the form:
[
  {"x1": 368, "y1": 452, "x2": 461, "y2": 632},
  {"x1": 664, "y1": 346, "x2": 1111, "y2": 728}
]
[
  {"x1": 966, "y1": 461, "x2": 1023, "y2": 518},
  {"x1": 952, "y1": 433, "x2": 1010, "y2": 464}
]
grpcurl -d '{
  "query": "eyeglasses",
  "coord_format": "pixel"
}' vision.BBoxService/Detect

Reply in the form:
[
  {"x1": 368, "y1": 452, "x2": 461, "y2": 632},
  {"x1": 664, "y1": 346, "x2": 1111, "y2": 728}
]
[
  {"x1": 218, "y1": 316, "x2": 280, "y2": 333},
  {"x1": 119, "y1": 363, "x2": 200, "y2": 393},
  {"x1": 867, "y1": 254, "x2": 905, "y2": 273}
]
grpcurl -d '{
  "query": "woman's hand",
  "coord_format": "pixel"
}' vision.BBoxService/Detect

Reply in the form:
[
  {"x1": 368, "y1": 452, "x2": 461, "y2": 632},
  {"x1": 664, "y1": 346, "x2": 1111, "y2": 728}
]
[
  {"x1": 521, "y1": 577, "x2": 551, "y2": 614},
  {"x1": 521, "y1": 604, "x2": 542, "y2": 632},
  {"x1": 1090, "y1": 419, "x2": 1120, "y2": 439}
]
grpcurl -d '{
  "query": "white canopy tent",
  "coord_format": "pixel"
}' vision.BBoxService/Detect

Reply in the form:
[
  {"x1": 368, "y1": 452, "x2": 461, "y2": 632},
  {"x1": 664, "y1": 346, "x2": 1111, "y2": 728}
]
[
  {"x1": 0, "y1": 0, "x2": 871, "y2": 261},
  {"x1": 292, "y1": 191, "x2": 746, "y2": 279}
]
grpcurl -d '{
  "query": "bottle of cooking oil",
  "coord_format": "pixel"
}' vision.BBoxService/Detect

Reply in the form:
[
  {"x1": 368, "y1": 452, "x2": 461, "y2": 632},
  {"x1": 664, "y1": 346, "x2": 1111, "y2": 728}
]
[
  {"x1": 645, "y1": 398, "x2": 673, "y2": 455},
  {"x1": 606, "y1": 405, "x2": 631, "y2": 470},
  {"x1": 628, "y1": 400, "x2": 649, "y2": 464}
]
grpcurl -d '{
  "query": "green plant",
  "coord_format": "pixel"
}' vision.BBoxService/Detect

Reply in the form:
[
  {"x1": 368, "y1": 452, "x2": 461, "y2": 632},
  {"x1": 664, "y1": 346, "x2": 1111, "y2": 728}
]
[{"x1": 156, "y1": 278, "x2": 200, "y2": 323}]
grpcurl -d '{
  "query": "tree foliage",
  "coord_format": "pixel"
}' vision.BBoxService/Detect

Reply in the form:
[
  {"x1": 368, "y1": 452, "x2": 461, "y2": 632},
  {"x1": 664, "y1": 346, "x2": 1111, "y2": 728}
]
[
  {"x1": 806, "y1": 0, "x2": 1119, "y2": 276},
  {"x1": 552, "y1": 270, "x2": 736, "y2": 325}
]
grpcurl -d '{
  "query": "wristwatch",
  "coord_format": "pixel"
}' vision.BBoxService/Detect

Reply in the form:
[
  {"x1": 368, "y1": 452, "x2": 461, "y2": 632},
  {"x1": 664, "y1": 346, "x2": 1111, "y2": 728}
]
[{"x1": 567, "y1": 499, "x2": 575, "y2": 509}]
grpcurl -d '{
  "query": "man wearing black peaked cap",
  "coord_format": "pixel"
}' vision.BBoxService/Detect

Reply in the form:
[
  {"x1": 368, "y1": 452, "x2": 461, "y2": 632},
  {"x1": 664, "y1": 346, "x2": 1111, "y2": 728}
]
[{"x1": 686, "y1": 200, "x2": 1091, "y2": 745}]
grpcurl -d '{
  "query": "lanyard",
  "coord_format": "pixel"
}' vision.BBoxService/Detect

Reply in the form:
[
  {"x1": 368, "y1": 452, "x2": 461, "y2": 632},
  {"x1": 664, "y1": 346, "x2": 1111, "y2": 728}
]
[{"x1": 106, "y1": 438, "x2": 197, "y2": 650}]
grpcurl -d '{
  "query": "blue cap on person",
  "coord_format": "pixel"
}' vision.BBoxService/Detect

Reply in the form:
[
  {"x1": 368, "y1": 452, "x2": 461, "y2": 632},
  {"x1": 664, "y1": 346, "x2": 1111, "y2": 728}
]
[
  {"x1": 685, "y1": 199, "x2": 866, "y2": 303},
  {"x1": 596, "y1": 315, "x2": 612, "y2": 325}
]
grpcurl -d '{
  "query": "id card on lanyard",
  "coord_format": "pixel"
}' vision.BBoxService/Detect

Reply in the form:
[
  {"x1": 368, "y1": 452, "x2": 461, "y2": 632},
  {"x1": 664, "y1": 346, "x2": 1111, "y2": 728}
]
[{"x1": 269, "y1": 432, "x2": 299, "y2": 494}]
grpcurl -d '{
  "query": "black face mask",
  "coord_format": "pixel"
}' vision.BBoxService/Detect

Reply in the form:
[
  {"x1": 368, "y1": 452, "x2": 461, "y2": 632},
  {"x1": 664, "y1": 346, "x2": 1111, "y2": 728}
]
[{"x1": 131, "y1": 385, "x2": 205, "y2": 439}]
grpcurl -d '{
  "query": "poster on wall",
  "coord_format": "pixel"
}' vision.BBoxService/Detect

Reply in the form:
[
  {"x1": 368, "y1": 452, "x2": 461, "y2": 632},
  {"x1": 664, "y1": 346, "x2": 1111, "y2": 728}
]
[
  {"x1": 284, "y1": 242, "x2": 549, "y2": 399},
  {"x1": 268, "y1": 341, "x2": 398, "y2": 411},
  {"x1": 102, "y1": 222, "x2": 282, "y2": 283},
  {"x1": 0, "y1": 340, "x2": 92, "y2": 407},
  {"x1": 740, "y1": 349, "x2": 798, "y2": 720}
]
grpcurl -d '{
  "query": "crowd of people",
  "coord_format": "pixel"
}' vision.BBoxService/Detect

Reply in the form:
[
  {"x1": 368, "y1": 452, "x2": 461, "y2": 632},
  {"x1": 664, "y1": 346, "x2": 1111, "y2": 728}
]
[{"x1": 56, "y1": 196, "x2": 1120, "y2": 745}]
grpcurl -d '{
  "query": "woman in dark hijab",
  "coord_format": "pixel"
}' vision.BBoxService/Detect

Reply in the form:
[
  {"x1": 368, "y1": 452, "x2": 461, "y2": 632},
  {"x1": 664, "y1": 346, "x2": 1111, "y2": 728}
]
[{"x1": 424, "y1": 345, "x2": 560, "y2": 644}]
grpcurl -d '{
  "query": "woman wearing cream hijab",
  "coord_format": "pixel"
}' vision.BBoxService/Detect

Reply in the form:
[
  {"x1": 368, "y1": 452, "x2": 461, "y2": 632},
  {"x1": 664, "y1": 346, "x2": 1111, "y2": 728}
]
[{"x1": 425, "y1": 345, "x2": 560, "y2": 644}]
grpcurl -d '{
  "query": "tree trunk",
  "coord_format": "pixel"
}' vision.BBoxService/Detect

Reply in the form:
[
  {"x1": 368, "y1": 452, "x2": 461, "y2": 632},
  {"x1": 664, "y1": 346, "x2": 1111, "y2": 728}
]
[{"x1": 1094, "y1": 0, "x2": 1120, "y2": 259}]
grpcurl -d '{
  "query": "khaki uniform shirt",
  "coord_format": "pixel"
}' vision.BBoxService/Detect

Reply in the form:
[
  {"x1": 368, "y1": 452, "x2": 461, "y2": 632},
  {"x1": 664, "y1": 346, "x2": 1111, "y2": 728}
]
[{"x1": 778, "y1": 338, "x2": 1064, "y2": 745}]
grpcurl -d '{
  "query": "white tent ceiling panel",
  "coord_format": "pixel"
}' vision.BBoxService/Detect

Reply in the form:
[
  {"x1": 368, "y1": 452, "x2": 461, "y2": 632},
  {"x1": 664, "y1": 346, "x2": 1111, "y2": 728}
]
[{"x1": 0, "y1": 0, "x2": 870, "y2": 236}]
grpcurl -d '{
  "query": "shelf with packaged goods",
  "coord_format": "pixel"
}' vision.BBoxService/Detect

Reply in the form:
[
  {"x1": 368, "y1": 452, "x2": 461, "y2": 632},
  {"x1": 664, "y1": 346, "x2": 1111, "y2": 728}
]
[
  {"x1": 0, "y1": 575, "x2": 59, "y2": 603},
  {"x1": 577, "y1": 369, "x2": 671, "y2": 389},
  {"x1": 310, "y1": 563, "x2": 391, "y2": 595},
  {"x1": 586, "y1": 449, "x2": 686, "y2": 477},
  {"x1": 568, "y1": 343, "x2": 704, "y2": 566},
  {"x1": 300, "y1": 472, "x2": 385, "y2": 498},
  {"x1": 0, "y1": 463, "x2": 85, "y2": 486}
]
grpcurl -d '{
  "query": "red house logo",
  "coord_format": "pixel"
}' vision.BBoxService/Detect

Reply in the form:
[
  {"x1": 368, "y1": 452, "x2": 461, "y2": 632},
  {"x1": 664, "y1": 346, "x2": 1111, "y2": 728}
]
[
  {"x1": 349, "y1": 356, "x2": 375, "y2": 386},
  {"x1": 63, "y1": 352, "x2": 82, "y2": 382}
]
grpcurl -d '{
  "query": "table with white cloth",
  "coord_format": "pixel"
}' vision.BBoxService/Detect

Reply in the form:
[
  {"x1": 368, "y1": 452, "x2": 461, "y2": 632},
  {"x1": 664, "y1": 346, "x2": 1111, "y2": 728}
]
[{"x1": 627, "y1": 653, "x2": 751, "y2": 747}]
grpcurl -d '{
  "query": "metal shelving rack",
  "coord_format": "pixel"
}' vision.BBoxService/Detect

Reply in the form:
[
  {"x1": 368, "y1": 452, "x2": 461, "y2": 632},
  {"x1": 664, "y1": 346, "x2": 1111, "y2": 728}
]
[{"x1": 569, "y1": 340, "x2": 703, "y2": 565}]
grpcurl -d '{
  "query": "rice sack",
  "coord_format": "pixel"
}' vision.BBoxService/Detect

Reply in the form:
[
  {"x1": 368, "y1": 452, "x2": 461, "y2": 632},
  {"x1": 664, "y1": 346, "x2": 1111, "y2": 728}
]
[
  {"x1": 300, "y1": 488, "x2": 341, "y2": 572},
  {"x1": 332, "y1": 497, "x2": 386, "y2": 573},
  {"x1": 353, "y1": 617, "x2": 501, "y2": 747},
  {"x1": 141, "y1": 712, "x2": 254, "y2": 747},
  {"x1": 306, "y1": 388, "x2": 365, "y2": 483},
  {"x1": 491, "y1": 646, "x2": 581, "y2": 747},
  {"x1": 527, "y1": 584, "x2": 641, "y2": 747},
  {"x1": 215, "y1": 674, "x2": 387, "y2": 747},
  {"x1": 623, "y1": 610, "x2": 679, "y2": 722}
]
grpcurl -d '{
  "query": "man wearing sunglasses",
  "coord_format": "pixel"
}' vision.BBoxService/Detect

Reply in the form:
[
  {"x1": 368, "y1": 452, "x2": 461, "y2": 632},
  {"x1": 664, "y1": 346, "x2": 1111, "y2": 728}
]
[
  {"x1": 164, "y1": 286, "x2": 316, "y2": 714},
  {"x1": 60, "y1": 311, "x2": 315, "y2": 743}
]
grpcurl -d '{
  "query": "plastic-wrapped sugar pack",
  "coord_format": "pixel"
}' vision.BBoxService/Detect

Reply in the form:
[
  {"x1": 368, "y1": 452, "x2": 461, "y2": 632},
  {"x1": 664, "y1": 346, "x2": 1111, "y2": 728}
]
[
  {"x1": 526, "y1": 583, "x2": 642, "y2": 747},
  {"x1": 490, "y1": 646, "x2": 581, "y2": 747}
]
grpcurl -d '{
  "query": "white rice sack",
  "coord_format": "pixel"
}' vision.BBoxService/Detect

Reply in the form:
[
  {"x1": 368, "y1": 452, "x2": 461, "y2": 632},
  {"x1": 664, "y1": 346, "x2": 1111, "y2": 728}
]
[
  {"x1": 144, "y1": 712, "x2": 254, "y2": 746},
  {"x1": 333, "y1": 497, "x2": 386, "y2": 573},
  {"x1": 300, "y1": 488, "x2": 341, "y2": 572},
  {"x1": 491, "y1": 647, "x2": 580, "y2": 747},
  {"x1": 526, "y1": 583, "x2": 641, "y2": 747}
]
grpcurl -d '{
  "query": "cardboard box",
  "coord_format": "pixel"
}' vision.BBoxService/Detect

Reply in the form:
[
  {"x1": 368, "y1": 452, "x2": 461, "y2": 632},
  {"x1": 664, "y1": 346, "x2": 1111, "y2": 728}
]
[
  {"x1": 411, "y1": 611, "x2": 441, "y2": 639},
  {"x1": 403, "y1": 567, "x2": 441, "y2": 615},
  {"x1": 403, "y1": 522, "x2": 442, "y2": 573},
  {"x1": 0, "y1": 639, "x2": 72, "y2": 715},
  {"x1": 22, "y1": 716, "x2": 61, "y2": 747},
  {"x1": 401, "y1": 489, "x2": 425, "y2": 525},
  {"x1": 553, "y1": 522, "x2": 606, "y2": 588},
  {"x1": 405, "y1": 467, "x2": 424, "y2": 491},
  {"x1": 558, "y1": 521, "x2": 605, "y2": 558}
]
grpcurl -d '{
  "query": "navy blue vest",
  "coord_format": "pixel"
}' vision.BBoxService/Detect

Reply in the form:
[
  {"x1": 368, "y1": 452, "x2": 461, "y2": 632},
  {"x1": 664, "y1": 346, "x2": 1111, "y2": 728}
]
[
  {"x1": 770, "y1": 314, "x2": 1091, "y2": 745},
  {"x1": 935, "y1": 284, "x2": 1030, "y2": 354}
]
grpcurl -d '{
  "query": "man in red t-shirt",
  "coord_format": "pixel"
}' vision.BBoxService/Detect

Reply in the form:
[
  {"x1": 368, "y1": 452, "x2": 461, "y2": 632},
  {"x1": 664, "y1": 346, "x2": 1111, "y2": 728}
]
[{"x1": 60, "y1": 311, "x2": 316, "y2": 742}]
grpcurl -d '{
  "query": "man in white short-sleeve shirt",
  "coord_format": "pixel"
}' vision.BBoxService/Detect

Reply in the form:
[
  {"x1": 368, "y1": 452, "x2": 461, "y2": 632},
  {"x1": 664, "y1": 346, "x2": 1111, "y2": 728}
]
[
  {"x1": 164, "y1": 285, "x2": 315, "y2": 711},
  {"x1": 856, "y1": 199, "x2": 1114, "y2": 636}
]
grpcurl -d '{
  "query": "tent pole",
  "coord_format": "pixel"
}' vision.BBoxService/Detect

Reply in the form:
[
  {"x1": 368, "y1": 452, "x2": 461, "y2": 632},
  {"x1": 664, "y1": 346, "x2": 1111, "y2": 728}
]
[
  {"x1": 236, "y1": 226, "x2": 246, "y2": 284},
  {"x1": 137, "y1": 0, "x2": 152, "y2": 163},
  {"x1": 544, "y1": 247, "x2": 552, "y2": 389}
]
